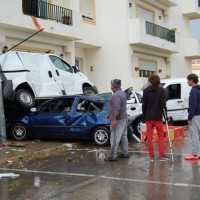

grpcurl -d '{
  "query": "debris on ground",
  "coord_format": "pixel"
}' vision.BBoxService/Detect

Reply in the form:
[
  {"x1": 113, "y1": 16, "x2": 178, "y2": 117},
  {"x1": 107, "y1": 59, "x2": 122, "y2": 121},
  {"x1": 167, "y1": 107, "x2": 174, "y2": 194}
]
[{"x1": 0, "y1": 173, "x2": 20, "y2": 179}]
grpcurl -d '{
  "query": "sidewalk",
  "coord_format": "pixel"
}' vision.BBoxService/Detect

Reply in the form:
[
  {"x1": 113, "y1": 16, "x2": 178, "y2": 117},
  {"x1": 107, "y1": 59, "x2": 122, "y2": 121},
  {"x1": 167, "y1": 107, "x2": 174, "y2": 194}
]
[{"x1": 0, "y1": 140, "x2": 80, "y2": 166}]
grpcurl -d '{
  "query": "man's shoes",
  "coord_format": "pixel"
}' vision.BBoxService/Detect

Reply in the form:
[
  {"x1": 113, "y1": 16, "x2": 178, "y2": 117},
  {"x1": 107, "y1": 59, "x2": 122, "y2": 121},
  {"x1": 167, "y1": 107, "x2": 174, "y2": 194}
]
[
  {"x1": 159, "y1": 156, "x2": 170, "y2": 162},
  {"x1": 184, "y1": 154, "x2": 198, "y2": 160},
  {"x1": 118, "y1": 153, "x2": 129, "y2": 158},
  {"x1": 104, "y1": 156, "x2": 118, "y2": 161}
]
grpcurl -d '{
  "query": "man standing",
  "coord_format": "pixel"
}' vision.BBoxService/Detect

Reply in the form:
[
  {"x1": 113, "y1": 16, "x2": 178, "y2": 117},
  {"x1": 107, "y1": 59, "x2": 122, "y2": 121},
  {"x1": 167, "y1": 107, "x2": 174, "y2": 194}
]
[
  {"x1": 142, "y1": 74, "x2": 168, "y2": 161},
  {"x1": 185, "y1": 74, "x2": 200, "y2": 160},
  {"x1": 104, "y1": 79, "x2": 129, "y2": 161}
]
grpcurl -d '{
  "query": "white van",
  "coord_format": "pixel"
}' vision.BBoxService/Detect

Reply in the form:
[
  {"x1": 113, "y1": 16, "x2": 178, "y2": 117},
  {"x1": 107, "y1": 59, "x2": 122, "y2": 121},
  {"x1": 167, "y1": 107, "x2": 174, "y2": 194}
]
[
  {"x1": 161, "y1": 78, "x2": 190, "y2": 121},
  {"x1": 0, "y1": 51, "x2": 98, "y2": 108},
  {"x1": 129, "y1": 78, "x2": 191, "y2": 137}
]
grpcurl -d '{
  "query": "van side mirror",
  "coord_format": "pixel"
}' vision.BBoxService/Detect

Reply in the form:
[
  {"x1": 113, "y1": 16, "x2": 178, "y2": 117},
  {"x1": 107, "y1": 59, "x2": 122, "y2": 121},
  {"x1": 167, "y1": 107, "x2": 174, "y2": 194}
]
[{"x1": 72, "y1": 65, "x2": 80, "y2": 73}]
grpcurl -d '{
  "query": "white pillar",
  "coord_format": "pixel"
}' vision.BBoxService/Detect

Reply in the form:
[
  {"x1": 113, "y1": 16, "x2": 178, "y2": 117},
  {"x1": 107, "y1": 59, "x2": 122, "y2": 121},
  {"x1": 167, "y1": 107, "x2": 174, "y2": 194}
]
[{"x1": 63, "y1": 41, "x2": 75, "y2": 65}]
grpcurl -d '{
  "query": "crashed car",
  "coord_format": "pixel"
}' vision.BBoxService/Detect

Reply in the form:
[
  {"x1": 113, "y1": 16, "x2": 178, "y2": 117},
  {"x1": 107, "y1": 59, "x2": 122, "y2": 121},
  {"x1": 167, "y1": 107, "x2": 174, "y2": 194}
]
[
  {"x1": 7, "y1": 94, "x2": 111, "y2": 146},
  {"x1": 125, "y1": 87, "x2": 143, "y2": 138},
  {"x1": 98, "y1": 87, "x2": 143, "y2": 138}
]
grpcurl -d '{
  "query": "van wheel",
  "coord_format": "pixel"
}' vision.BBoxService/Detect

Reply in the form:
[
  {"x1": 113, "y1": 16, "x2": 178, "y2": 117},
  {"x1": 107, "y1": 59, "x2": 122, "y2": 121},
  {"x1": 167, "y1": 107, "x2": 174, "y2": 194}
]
[
  {"x1": 83, "y1": 87, "x2": 97, "y2": 95},
  {"x1": 92, "y1": 126, "x2": 110, "y2": 146},
  {"x1": 10, "y1": 123, "x2": 28, "y2": 141},
  {"x1": 132, "y1": 118, "x2": 143, "y2": 139},
  {"x1": 16, "y1": 89, "x2": 35, "y2": 109}
]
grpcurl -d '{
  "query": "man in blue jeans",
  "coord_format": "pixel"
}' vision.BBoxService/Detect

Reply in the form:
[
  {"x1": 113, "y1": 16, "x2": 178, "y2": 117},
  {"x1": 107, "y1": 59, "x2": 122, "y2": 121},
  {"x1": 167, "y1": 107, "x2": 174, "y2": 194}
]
[{"x1": 104, "y1": 79, "x2": 129, "y2": 161}]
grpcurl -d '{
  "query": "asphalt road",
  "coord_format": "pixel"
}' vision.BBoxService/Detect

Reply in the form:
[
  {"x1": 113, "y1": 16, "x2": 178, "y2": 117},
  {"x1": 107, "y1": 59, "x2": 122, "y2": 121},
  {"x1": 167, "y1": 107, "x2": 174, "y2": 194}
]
[{"x1": 0, "y1": 135, "x2": 200, "y2": 200}]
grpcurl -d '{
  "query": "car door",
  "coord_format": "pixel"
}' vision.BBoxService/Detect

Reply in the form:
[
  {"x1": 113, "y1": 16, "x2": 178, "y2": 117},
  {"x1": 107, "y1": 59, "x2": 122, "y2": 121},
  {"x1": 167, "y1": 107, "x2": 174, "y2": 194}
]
[
  {"x1": 68, "y1": 98, "x2": 105, "y2": 138},
  {"x1": 165, "y1": 83, "x2": 185, "y2": 120},
  {"x1": 49, "y1": 55, "x2": 81, "y2": 95},
  {"x1": 127, "y1": 91, "x2": 142, "y2": 118},
  {"x1": 30, "y1": 97, "x2": 75, "y2": 137}
]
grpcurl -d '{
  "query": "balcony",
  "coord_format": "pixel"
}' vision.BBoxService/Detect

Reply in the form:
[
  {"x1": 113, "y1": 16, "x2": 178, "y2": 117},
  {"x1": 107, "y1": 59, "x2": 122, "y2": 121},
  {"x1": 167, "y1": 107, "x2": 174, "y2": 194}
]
[
  {"x1": 129, "y1": 18, "x2": 180, "y2": 54},
  {"x1": 22, "y1": 0, "x2": 73, "y2": 25},
  {"x1": 184, "y1": 38, "x2": 200, "y2": 59},
  {"x1": 182, "y1": 0, "x2": 200, "y2": 19}
]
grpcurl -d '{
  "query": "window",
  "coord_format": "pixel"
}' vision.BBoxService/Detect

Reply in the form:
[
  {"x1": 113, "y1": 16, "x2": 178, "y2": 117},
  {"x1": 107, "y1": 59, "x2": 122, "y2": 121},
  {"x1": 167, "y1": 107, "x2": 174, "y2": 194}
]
[
  {"x1": 139, "y1": 70, "x2": 154, "y2": 77},
  {"x1": 165, "y1": 84, "x2": 181, "y2": 100},
  {"x1": 22, "y1": 0, "x2": 48, "y2": 16},
  {"x1": 40, "y1": 98, "x2": 74, "y2": 113},
  {"x1": 49, "y1": 56, "x2": 72, "y2": 72},
  {"x1": 139, "y1": 59, "x2": 156, "y2": 77},
  {"x1": 80, "y1": 0, "x2": 95, "y2": 21},
  {"x1": 76, "y1": 99, "x2": 103, "y2": 112},
  {"x1": 136, "y1": 5, "x2": 155, "y2": 23}
]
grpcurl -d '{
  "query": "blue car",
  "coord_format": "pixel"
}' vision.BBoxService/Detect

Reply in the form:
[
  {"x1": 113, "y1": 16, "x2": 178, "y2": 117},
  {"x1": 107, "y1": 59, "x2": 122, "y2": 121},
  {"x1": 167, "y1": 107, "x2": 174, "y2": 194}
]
[{"x1": 7, "y1": 95, "x2": 111, "y2": 146}]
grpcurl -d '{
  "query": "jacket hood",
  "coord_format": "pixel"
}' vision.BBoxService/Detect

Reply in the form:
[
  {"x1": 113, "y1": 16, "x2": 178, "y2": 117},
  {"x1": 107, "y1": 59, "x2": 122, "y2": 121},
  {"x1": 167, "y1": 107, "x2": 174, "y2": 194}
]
[{"x1": 145, "y1": 85, "x2": 160, "y2": 92}]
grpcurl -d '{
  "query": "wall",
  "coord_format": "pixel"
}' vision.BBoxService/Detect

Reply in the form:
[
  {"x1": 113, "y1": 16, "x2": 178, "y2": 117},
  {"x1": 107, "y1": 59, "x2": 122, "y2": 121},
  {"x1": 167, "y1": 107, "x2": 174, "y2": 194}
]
[{"x1": 84, "y1": 0, "x2": 131, "y2": 92}]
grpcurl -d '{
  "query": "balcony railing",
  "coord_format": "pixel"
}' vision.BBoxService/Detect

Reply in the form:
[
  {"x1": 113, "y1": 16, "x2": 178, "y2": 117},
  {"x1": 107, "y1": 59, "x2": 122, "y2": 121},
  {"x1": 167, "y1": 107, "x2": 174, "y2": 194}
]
[
  {"x1": 146, "y1": 21, "x2": 175, "y2": 43},
  {"x1": 22, "y1": 0, "x2": 72, "y2": 25}
]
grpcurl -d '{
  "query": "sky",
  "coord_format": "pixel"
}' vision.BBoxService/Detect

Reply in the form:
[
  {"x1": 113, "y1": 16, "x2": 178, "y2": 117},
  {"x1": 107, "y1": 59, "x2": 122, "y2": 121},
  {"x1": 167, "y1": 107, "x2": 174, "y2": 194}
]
[{"x1": 190, "y1": 19, "x2": 200, "y2": 38}]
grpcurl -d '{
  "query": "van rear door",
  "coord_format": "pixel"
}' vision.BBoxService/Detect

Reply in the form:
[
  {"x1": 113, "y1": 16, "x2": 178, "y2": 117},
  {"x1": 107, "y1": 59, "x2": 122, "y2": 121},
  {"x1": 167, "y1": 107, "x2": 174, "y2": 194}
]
[{"x1": 164, "y1": 83, "x2": 187, "y2": 120}]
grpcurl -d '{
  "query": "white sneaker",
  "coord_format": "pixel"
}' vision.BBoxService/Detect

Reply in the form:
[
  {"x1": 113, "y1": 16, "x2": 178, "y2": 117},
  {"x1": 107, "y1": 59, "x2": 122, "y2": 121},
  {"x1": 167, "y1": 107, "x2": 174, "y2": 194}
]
[{"x1": 159, "y1": 156, "x2": 170, "y2": 162}]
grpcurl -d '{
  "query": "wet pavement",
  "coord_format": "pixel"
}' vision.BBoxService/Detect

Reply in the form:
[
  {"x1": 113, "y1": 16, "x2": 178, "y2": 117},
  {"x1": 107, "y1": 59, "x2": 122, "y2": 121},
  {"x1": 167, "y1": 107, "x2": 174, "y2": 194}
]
[{"x1": 0, "y1": 130, "x2": 200, "y2": 200}]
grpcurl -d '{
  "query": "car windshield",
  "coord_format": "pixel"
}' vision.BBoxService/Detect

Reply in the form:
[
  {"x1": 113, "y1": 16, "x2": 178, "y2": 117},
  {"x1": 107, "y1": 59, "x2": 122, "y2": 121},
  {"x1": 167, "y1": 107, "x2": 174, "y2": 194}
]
[{"x1": 96, "y1": 92, "x2": 112, "y2": 101}]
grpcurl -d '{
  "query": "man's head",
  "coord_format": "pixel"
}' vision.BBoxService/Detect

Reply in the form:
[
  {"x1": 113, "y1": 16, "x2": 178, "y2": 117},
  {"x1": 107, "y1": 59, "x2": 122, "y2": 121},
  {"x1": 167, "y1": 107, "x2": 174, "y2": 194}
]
[
  {"x1": 111, "y1": 79, "x2": 121, "y2": 92},
  {"x1": 148, "y1": 74, "x2": 160, "y2": 87},
  {"x1": 187, "y1": 73, "x2": 199, "y2": 86}
]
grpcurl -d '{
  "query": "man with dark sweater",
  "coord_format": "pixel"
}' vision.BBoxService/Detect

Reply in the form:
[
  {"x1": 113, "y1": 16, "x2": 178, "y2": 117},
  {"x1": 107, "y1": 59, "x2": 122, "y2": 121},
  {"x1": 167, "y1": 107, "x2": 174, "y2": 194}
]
[
  {"x1": 185, "y1": 74, "x2": 200, "y2": 160},
  {"x1": 142, "y1": 74, "x2": 168, "y2": 161}
]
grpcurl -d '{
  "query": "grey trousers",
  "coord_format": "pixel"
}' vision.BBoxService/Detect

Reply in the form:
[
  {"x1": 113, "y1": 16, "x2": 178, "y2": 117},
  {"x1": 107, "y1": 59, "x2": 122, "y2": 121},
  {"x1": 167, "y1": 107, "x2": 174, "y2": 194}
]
[
  {"x1": 189, "y1": 115, "x2": 200, "y2": 155},
  {"x1": 110, "y1": 118, "x2": 129, "y2": 158}
]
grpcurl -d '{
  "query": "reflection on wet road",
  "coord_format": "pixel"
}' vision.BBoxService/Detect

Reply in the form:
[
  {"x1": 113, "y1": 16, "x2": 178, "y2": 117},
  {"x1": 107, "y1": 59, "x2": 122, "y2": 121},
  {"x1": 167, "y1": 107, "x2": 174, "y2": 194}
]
[{"x1": 1, "y1": 137, "x2": 200, "y2": 200}]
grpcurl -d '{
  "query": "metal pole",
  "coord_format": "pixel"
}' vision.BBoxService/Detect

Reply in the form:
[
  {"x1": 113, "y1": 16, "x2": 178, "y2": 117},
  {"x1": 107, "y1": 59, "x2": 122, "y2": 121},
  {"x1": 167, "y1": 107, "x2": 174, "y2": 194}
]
[
  {"x1": 165, "y1": 120, "x2": 174, "y2": 162},
  {"x1": 0, "y1": 76, "x2": 7, "y2": 144},
  {"x1": 163, "y1": 108, "x2": 174, "y2": 162},
  {"x1": 0, "y1": 28, "x2": 44, "y2": 56}
]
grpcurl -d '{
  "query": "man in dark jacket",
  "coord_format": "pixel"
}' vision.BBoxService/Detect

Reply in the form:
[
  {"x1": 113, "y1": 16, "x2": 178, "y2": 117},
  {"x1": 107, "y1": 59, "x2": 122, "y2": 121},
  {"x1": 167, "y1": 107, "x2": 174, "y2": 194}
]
[
  {"x1": 142, "y1": 74, "x2": 168, "y2": 161},
  {"x1": 185, "y1": 74, "x2": 200, "y2": 160}
]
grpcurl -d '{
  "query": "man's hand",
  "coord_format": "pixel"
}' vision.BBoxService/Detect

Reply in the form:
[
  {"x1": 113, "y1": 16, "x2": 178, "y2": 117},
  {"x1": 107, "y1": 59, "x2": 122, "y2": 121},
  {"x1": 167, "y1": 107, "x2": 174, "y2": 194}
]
[
  {"x1": 111, "y1": 120, "x2": 117, "y2": 129},
  {"x1": 188, "y1": 120, "x2": 192, "y2": 125}
]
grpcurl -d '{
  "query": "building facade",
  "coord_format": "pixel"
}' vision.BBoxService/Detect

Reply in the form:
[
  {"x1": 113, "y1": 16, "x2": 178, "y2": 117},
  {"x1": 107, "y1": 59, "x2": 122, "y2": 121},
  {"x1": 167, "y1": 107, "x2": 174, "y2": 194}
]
[{"x1": 0, "y1": 0, "x2": 199, "y2": 92}]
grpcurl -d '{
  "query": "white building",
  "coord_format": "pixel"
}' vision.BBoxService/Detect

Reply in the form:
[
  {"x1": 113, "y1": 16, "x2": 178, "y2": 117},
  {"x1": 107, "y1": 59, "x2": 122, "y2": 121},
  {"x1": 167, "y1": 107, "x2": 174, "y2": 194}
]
[{"x1": 0, "y1": 0, "x2": 199, "y2": 92}]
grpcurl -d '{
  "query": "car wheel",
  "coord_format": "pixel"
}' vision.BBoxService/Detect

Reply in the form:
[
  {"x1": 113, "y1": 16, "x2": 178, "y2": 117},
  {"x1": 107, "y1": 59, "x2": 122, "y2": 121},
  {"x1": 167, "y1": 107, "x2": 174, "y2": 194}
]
[
  {"x1": 133, "y1": 118, "x2": 143, "y2": 139},
  {"x1": 92, "y1": 126, "x2": 110, "y2": 146},
  {"x1": 83, "y1": 87, "x2": 98, "y2": 95},
  {"x1": 16, "y1": 89, "x2": 35, "y2": 108},
  {"x1": 10, "y1": 123, "x2": 28, "y2": 141}
]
